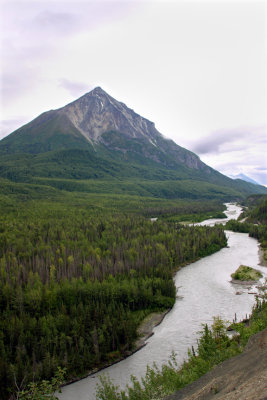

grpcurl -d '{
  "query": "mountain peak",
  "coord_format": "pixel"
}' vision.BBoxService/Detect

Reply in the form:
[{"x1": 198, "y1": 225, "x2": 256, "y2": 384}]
[
  {"x1": 229, "y1": 173, "x2": 259, "y2": 185},
  {"x1": 91, "y1": 86, "x2": 105, "y2": 93},
  {"x1": 87, "y1": 86, "x2": 108, "y2": 97},
  {"x1": 61, "y1": 86, "x2": 159, "y2": 142},
  {"x1": 64, "y1": 87, "x2": 110, "y2": 107},
  {"x1": 0, "y1": 87, "x2": 212, "y2": 173}
]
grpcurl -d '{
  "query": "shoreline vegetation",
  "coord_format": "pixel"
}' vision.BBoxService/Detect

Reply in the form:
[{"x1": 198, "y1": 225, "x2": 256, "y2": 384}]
[
  {"x1": 231, "y1": 265, "x2": 263, "y2": 283},
  {"x1": 60, "y1": 309, "x2": 172, "y2": 389},
  {"x1": 259, "y1": 247, "x2": 267, "y2": 267},
  {"x1": 94, "y1": 196, "x2": 267, "y2": 399},
  {"x1": 21, "y1": 282, "x2": 267, "y2": 400},
  {"x1": 95, "y1": 285, "x2": 267, "y2": 400},
  {"x1": 226, "y1": 195, "x2": 267, "y2": 267}
]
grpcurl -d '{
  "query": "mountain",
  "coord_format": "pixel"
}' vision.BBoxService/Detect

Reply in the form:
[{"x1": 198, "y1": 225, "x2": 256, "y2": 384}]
[
  {"x1": 229, "y1": 173, "x2": 260, "y2": 185},
  {"x1": 0, "y1": 87, "x2": 266, "y2": 199},
  {"x1": 0, "y1": 87, "x2": 208, "y2": 171}
]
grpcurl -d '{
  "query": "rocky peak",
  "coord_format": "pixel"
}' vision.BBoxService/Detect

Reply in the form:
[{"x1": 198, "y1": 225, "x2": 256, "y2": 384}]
[
  {"x1": 0, "y1": 86, "x2": 209, "y2": 172},
  {"x1": 59, "y1": 87, "x2": 160, "y2": 143},
  {"x1": 89, "y1": 86, "x2": 108, "y2": 96}
]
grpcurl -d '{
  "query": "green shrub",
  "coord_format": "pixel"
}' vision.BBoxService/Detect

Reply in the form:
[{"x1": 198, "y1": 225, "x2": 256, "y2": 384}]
[
  {"x1": 231, "y1": 265, "x2": 263, "y2": 281},
  {"x1": 96, "y1": 286, "x2": 267, "y2": 400}
]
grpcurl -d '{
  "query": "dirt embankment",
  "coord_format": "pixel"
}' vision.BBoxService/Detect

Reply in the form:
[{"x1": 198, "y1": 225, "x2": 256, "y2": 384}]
[{"x1": 165, "y1": 328, "x2": 267, "y2": 400}]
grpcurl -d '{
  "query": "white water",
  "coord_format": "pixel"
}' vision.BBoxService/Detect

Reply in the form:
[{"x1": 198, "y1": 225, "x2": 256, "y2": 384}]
[{"x1": 59, "y1": 203, "x2": 266, "y2": 400}]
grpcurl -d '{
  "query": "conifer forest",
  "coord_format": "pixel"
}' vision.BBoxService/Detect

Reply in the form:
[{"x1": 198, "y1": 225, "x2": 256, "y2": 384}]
[{"x1": 0, "y1": 193, "x2": 227, "y2": 399}]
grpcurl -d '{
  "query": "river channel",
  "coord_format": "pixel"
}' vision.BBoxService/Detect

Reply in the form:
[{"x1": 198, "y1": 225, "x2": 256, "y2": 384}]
[{"x1": 59, "y1": 203, "x2": 266, "y2": 400}]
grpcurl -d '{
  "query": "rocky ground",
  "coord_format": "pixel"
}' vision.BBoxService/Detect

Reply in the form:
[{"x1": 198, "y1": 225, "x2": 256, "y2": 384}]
[{"x1": 165, "y1": 328, "x2": 267, "y2": 400}]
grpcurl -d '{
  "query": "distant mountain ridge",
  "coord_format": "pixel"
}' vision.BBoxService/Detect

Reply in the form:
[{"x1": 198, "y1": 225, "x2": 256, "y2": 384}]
[
  {"x1": 229, "y1": 173, "x2": 260, "y2": 185},
  {"x1": 0, "y1": 87, "x2": 266, "y2": 199}
]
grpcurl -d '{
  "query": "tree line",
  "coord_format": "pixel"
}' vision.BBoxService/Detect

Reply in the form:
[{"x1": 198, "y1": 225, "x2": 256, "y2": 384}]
[{"x1": 225, "y1": 196, "x2": 267, "y2": 254}]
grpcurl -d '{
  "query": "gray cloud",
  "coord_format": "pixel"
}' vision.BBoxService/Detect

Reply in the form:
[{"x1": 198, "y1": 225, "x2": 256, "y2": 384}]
[
  {"x1": 59, "y1": 79, "x2": 93, "y2": 98},
  {"x1": 255, "y1": 166, "x2": 267, "y2": 171},
  {"x1": 1, "y1": 68, "x2": 39, "y2": 104},
  {"x1": 31, "y1": 10, "x2": 79, "y2": 35},
  {"x1": 194, "y1": 126, "x2": 267, "y2": 185},
  {"x1": 190, "y1": 126, "x2": 266, "y2": 155},
  {"x1": 1, "y1": 1, "x2": 137, "y2": 106},
  {"x1": 191, "y1": 129, "x2": 245, "y2": 155}
]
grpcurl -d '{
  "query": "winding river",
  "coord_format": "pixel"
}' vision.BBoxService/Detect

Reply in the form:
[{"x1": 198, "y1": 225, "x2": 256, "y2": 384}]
[{"x1": 59, "y1": 203, "x2": 266, "y2": 400}]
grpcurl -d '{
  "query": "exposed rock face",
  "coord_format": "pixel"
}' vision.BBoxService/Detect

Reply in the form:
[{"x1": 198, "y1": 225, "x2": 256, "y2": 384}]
[
  {"x1": 0, "y1": 86, "x2": 220, "y2": 173},
  {"x1": 0, "y1": 87, "x2": 234, "y2": 178},
  {"x1": 61, "y1": 87, "x2": 161, "y2": 142},
  {"x1": 55, "y1": 86, "x2": 207, "y2": 171}
]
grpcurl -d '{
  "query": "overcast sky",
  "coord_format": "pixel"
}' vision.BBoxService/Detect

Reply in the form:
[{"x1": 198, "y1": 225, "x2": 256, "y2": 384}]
[{"x1": 1, "y1": 0, "x2": 266, "y2": 184}]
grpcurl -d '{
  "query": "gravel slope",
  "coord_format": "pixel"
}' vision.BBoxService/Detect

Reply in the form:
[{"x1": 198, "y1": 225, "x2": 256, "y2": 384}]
[{"x1": 165, "y1": 328, "x2": 267, "y2": 400}]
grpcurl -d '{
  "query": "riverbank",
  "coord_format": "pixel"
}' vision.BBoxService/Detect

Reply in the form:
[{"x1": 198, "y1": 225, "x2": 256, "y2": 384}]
[
  {"x1": 259, "y1": 246, "x2": 267, "y2": 267},
  {"x1": 95, "y1": 279, "x2": 267, "y2": 400},
  {"x1": 135, "y1": 309, "x2": 171, "y2": 349},
  {"x1": 166, "y1": 327, "x2": 267, "y2": 400},
  {"x1": 59, "y1": 308, "x2": 171, "y2": 389}
]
